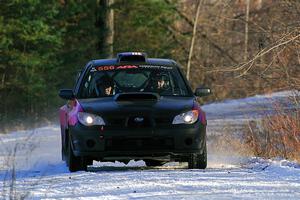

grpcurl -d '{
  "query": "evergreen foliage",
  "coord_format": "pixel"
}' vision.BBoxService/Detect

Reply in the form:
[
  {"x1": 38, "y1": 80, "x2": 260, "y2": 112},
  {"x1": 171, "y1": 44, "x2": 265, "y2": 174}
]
[
  {"x1": 0, "y1": 0, "x2": 176, "y2": 129},
  {"x1": 1, "y1": 0, "x2": 63, "y2": 123}
]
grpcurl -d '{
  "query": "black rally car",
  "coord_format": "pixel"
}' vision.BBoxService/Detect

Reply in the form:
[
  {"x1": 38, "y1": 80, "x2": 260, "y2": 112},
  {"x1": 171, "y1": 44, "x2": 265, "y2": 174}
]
[{"x1": 59, "y1": 52, "x2": 211, "y2": 172}]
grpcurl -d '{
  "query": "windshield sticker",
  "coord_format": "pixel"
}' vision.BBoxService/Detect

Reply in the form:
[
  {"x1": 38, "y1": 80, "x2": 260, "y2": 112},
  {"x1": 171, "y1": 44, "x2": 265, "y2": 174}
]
[
  {"x1": 90, "y1": 65, "x2": 172, "y2": 72},
  {"x1": 92, "y1": 65, "x2": 138, "y2": 71},
  {"x1": 139, "y1": 65, "x2": 173, "y2": 70},
  {"x1": 96, "y1": 66, "x2": 116, "y2": 71},
  {"x1": 115, "y1": 65, "x2": 138, "y2": 70}
]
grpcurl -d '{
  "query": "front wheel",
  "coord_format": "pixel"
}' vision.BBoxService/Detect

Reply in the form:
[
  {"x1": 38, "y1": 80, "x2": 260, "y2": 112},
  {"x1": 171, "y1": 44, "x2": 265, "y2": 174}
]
[
  {"x1": 66, "y1": 136, "x2": 87, "y2": 172},
  {"x1": 61, "y1": 131, "x2": 66, "y2": 161},
  {"x1": 188, "y1": 143, "x2": 207, "y2": 169},
  {"x1": 144, "y1": 159, "x2": 165, "y2": 167}
]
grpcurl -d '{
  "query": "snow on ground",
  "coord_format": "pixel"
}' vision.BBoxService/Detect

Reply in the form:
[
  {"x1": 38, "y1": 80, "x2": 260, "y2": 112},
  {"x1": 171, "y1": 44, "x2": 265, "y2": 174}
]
[
  {"x1": 0, "y1": 91, "x2": 300, "y2": 199},
  {"x1": 203, "y1": 90, "x2": 300, "y2": 120},
  {"x1": 203, "y1": 90, "x2": 300, "y2": 136}
]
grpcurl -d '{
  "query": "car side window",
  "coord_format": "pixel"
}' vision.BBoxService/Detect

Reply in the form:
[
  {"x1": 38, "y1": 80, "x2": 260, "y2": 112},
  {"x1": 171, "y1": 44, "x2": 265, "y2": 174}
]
[
  {"x1": 74, "y1": 63, "x2": 92, "y2": 97},
  {"x1": 80, "y1": 74, "x2": 94, "y2": 98}
]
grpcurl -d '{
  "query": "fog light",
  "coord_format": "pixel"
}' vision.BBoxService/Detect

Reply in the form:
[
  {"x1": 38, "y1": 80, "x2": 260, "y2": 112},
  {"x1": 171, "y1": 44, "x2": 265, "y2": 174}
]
[
  {"x1": 86, "y1": 139, "x2": 95, "y2": 148},
  {"x1": 185, "y1": 138, "x2": 193, "y2": 146}
]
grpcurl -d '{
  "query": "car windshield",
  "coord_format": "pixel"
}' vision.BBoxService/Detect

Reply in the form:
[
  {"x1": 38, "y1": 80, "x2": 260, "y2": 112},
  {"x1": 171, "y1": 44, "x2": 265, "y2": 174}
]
[{"x1": 78, "y1": 64, "x2": 191, "y2": 98}]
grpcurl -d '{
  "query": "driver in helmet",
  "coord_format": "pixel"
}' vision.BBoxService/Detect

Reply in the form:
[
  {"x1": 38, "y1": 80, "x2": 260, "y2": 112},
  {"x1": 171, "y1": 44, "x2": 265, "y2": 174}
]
[
  {"x1": 157, "y1": 75, "x2": 168, "y2": 90},
  {"x1": 95, "y1": 75, "x2": 115, "y2": 96},
  {"x1": 145, "y1": 71, "x2": 170, "y2": 94}
]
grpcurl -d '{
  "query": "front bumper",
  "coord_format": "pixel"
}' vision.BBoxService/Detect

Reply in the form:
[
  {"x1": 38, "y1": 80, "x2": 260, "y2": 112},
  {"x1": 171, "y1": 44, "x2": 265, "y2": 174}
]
[{"x1": 69, "y1": 122, "x2": 206, "y2": 161}]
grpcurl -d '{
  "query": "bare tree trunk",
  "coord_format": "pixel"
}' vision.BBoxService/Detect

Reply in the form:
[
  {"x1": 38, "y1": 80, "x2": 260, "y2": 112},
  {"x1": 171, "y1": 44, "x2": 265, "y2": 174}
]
[
  {"x1": 1, "y1": 72, "x2": 5, "y2": 88},
  {"x1": 244, "y1": 0, "x2": 250, "y2": 62},
  {"x1": 106, "y1": 0, "x2": 114, "y2": 58},
  {"x1": 98, "y1": 0, "x2": 114, "y2": 58},
  {"x1": 186, "y1": 0, "x2": 202, "y2": 81}
]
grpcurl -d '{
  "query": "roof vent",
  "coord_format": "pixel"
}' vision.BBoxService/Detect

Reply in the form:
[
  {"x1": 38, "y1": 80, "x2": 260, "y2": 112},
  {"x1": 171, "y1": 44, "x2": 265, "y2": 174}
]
[{"x1": 117, "y1": 52, "x2": 147, "y2": 63}]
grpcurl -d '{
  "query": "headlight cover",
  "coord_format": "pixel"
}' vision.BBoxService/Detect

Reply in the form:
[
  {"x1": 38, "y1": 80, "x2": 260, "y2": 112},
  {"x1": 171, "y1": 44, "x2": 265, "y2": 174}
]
[
  {"x1": 172, "y1": 110, "x2": 199, "y2": 124},
  {"x1": 77, "y1": 112, "x2": 105, "y2": 126}
]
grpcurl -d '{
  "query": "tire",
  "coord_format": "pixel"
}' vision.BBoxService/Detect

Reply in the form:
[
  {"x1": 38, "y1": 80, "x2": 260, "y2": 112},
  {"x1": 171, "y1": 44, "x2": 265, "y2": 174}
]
[
  {"x1": 66, "y1": 135, "x2": 87, "y2": 172},
  {"x1": 61, "y1": 145, "x2": 65, "y2": 161},
  {"x1": 85, "y1": 158, "x2": 93, "y2": 166},
  {"x1": 61, "y1": 136, "x2": 66, "y2": 161},
  {"x1": 144, "y1": 159, "x2": 165, "y2": 167},
  {"x1": 188, "y1": 143, "x2": 207, "y2": 169}
]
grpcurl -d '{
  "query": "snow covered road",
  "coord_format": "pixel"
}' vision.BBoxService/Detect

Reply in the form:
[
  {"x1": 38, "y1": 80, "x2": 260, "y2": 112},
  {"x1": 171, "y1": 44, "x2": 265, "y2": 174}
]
[{"x1": 1, "y1": 91, "x2": 300, "y2": 199}]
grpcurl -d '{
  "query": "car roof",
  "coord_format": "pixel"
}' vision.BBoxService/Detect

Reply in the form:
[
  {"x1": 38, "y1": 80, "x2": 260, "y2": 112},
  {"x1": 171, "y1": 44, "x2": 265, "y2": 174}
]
[{"x1": 91, "y1": 58, "x2": 178, "y2": 67}]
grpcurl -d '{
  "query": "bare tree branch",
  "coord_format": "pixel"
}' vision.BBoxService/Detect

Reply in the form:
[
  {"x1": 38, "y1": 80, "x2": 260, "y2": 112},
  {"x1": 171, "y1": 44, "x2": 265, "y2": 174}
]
[
  {"x1": 186, "y1": 0, "x2": 203, "y2": 81},
  {"x1": 201, "y1": 33, "x2": 239, "y2": 64},
  {"x1": 164, "y1": 0, "x2": 193, "y2": 27},
  {"x1": 207, "y1": 32, "x2": 300, "y2": 76}
]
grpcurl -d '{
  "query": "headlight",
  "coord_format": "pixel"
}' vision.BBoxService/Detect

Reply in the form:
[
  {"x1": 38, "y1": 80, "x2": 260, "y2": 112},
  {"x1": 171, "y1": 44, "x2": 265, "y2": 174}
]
[
  {"x1": 77, "y1": 112, "x2": 105, "y2": 126},
  {"x1": 172, "y1": 110, "x2": 199, "y2": 124}
]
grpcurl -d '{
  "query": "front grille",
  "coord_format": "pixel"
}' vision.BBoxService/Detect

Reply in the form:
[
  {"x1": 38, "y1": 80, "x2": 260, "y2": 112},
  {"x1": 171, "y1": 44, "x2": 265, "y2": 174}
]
[
  {"x1": 106, "y1": 116, "x2": 172, "y2": 128},
  {"x1": 107, "y1": 117, "x2": 126, "y2": 128},
  {"x1": 106, "y1": 137, "x2": 174, "y2": 151},
  {"x1": 127, "y1": 116, "x2": 152, "y2": 128},
  {"x1": 155, "y1": 117, "x2": 172, "y2": 127}
]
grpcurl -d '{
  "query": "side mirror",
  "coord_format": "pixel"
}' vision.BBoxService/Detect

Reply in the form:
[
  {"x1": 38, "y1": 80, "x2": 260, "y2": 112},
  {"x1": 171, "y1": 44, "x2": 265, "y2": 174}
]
[
  {"x1": 195, "y1": 87, "x2": 211, "y2": 97},
  {"x1": 59, "y1": 89, "x2": 75, "y2": 100}
]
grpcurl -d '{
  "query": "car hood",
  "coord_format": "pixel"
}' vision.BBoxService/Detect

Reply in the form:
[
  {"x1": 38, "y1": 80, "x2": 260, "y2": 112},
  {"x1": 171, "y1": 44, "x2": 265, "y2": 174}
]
[{"x1": 77, "y1": 96, "x2": 195, "y2": 118}]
